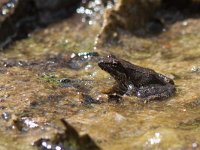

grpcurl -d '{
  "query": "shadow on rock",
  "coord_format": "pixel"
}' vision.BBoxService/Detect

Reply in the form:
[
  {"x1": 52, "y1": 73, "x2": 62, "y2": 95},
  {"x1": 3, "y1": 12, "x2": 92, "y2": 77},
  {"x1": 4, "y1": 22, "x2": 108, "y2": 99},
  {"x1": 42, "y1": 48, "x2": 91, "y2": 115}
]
[{"x1": 34, "y1": 119, "x2": 101, "y2": 150}]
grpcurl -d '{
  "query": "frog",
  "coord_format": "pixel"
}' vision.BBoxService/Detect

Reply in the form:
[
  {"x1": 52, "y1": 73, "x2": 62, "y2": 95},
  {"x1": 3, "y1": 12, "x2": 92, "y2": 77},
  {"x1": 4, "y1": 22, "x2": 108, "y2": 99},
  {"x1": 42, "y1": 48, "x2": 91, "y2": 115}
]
[{"x1": 98, "y1": 55, "x2": 176, "y2": 100}]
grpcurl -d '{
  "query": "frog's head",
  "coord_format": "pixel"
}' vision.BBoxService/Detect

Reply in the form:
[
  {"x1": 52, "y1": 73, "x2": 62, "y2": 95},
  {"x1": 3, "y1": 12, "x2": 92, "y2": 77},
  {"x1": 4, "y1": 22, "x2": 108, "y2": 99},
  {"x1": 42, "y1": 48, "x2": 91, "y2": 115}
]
[
  {"x1": 98, "y1": 55, "x2": 127, "y2": 82},
  {"x1": 158, "y1": 74, "x2": 175, "y2": 85}
]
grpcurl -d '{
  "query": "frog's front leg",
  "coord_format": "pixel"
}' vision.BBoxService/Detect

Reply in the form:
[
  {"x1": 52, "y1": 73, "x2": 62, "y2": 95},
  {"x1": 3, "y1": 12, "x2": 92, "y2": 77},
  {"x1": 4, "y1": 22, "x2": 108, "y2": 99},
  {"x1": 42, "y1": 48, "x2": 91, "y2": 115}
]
[
  {"x1": 136, "y1": 84, "x2": 176, "y2": 100},
  {"x1": 124, "y1": 84, "x2": 137, "y2": 96},
  {"x1": 110, "y1": 83, "x2": 137, "y2": 96}
]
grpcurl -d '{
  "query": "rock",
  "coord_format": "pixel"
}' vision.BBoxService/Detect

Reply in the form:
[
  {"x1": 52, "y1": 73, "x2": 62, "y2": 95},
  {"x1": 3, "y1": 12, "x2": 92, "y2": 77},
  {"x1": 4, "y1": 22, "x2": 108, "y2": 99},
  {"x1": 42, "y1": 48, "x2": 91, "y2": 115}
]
[
  {"x1": 66, "y1": 52, "x2": 99, "y2": 70},
  {"x1": 34, "y1": 119, "x2": 101, "y2": 150},
  {"x1": 0, "y1": 0, "x2": 35, "y2": 49},
  {"x1": 96, "y1": 0, "x2": 200, "y2": 46},
  {"x1": 162, "y1": 0, "x2": 191, "y2": 9},
  {"x1": 1, "y1": 112, "x2": 11, "y2": 121},
  {"x1": 0, "y1": 0, "x2": 81, "y2": 49},
  {"x1": 96, "y1": 0, "x2": 161, "y2": 46},
  {"x1": 34, "y1": 0, "x2": 81, "y2": 25},
  {"x1": 35, "y1": 0, "x2": 78, "y2": 10}
]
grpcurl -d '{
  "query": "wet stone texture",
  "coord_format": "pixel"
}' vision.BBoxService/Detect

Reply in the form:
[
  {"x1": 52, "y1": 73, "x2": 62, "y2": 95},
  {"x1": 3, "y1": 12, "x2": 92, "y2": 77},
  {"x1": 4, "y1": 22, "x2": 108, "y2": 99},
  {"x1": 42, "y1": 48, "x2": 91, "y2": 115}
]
[
  {"x1": 0, "y1": 0, "x2": 81, "y2": 49},
  {"x1": 0, "y1": 0, "x2": 200, "y2": 150}
]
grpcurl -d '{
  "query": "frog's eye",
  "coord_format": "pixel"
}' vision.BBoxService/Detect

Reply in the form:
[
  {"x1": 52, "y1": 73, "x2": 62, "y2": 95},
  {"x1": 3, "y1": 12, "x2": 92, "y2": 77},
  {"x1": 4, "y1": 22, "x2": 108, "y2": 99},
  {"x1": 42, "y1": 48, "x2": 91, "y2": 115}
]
[
  {"x1": 107, "y1": 55, "x2": 117, "y2": 59},
  {"x1": 165, "y1": 77, "x2": 174, "y2": 84}
]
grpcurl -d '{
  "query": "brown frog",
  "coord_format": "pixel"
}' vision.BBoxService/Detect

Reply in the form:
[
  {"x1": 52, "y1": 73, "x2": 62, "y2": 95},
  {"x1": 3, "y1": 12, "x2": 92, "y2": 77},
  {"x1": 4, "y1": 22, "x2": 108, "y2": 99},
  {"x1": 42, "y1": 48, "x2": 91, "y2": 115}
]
[{"x1": 98, "y1": 55, "x2": 176, "y2": 100}]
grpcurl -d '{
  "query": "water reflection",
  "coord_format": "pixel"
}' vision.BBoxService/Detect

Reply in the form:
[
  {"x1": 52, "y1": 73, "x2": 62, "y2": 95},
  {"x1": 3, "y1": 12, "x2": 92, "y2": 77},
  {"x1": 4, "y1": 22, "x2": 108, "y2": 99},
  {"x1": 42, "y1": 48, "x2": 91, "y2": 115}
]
[{"x1": 146, "y1": 132, "x2": 162, "y2": 145}]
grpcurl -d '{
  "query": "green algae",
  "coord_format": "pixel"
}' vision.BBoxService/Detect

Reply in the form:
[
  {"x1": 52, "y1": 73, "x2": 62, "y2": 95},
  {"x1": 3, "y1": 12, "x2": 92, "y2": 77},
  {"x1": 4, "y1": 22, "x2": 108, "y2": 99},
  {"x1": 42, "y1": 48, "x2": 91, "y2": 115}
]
[{"x1": 40, "y1": 74, "x2": 59, "y2": 86}]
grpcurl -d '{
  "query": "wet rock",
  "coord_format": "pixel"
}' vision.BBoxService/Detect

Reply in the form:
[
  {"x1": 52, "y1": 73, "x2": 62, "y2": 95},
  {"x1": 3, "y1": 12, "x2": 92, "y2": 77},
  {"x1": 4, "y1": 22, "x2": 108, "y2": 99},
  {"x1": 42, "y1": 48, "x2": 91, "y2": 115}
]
[
  {"x1": 0, "y1": 0, "x2": 35, "y2": 49},
  {"x1": 67, "y1": 52, "x2": 99, "y2": 70},
  {"x1": 135, "y1": 128, "x2": 182, "y2": 149},
  {"x1": 0, "y1": 67, "x2": 7, "y2": 74},
  {"x1": 35, "y1": 0, "x2": 79, "y2": 10},
  {"x1": 77, "y1": 0, "x2": 114, "y2": 25},
  {"x1": 81, "y1": 94, "x2": 102, "y2": 105},
  {"x1": 114, "y1": 113, "x2": 126, "y2": 123},
  {"x1": 185, "y1": 99, "x2": 200, "y2": 109},
  {"x1": 0, "y1": 0, "x2": 81, "y2": 49},
  {"x1": 191, "y1": 66, "x2": 200, "y2": 73},
  {"x1": 34, "y1": 119, "x2": 101, "y2": 150},
  {"x1": 0, "y1": 106, "x2": 6, "y2": 110},
  {"x1": 162, "y1": 0, "x2": 191, "y2": 9},
  {"x1": 34, "y1": 0, "x2": 81, "y2": 25},
  {"x1": 1, "y1": 112, "x2": 11, "y2": 121},
  {"x1": 13, "y1": 117, "x2": 39, "y2": 132},
  {"x1": 2, "y1": 58, "x2": 28, "y2": 67},
  {"x1": 178, "y1": 117, "x2": 200, "y2": 130},
  {"x1": 108, "y1": 94, "x2": 122, "y2": 103},
  {"x1": 59, "y1": 78, "x2": 92, "y2": 92},
  {"x1": 0, "y1": 52, "x2": 98, "y2": 72},
  {"x1": 96, "y1": 0, "x2": 161, "y2": 46},
  {"x1": 0, "y1": 0, "x2": 19, "y2": 22},
  {"x1": 145, "y1": 19, "x2": 164, "y2": 35},
  {"x1": 96, "y1": 0, "x2": 200, "y2": 46},
  {"x1": 44, "y1": 52, "x2": 99, "y2": 70},
  {"x1": 29, "y1": 93, "x2": 66, "y2": 110}
]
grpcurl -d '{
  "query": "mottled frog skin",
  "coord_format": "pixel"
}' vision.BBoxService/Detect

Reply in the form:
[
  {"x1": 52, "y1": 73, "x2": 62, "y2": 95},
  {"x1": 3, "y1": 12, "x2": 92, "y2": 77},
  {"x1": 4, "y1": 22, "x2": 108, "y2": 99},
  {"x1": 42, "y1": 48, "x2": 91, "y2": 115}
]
[{"x1": 98, "y1": 55, "x2": 176, "y2": 100}]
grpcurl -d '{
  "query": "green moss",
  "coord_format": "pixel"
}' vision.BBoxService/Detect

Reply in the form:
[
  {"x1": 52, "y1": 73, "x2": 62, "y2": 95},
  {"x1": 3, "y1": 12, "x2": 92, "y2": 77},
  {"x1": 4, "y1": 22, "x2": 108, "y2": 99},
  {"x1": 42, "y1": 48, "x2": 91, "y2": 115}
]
[{"x1": 40, "y1": 74, "x2": 59, "y2": 85}]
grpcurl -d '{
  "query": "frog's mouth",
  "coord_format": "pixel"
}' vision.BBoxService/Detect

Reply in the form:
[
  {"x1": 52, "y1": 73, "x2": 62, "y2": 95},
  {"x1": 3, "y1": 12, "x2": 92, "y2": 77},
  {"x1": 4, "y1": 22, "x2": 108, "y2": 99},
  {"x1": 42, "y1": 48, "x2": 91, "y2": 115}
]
[
  {"x1": 98, "y1": 56, "x2": 126, "y2": 73},
  {"x1": 98, "y1": 56, "x2": 128, "y2": 82}
]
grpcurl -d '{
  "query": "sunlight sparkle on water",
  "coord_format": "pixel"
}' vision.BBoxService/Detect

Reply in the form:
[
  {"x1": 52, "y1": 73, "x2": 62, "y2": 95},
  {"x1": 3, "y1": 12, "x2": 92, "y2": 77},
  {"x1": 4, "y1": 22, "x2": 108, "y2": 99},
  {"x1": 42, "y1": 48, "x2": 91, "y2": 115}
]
[{"x1": 146, "y1": 132, "x2": 161, "y2": 145}]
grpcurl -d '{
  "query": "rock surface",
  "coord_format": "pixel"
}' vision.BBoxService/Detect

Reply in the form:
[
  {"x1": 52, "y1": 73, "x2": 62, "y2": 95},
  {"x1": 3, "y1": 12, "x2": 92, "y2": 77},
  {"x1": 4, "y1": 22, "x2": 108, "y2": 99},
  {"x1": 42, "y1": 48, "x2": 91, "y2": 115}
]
[
  {"x1": 96, "y1": 0, "x2": 200, "y2": 46},
  {"x1": 96, "y1": 0, "x2": 161, "y2": 46},
  {"x1": 0, "y1": 0, "x2": 81, "y2": 49}
]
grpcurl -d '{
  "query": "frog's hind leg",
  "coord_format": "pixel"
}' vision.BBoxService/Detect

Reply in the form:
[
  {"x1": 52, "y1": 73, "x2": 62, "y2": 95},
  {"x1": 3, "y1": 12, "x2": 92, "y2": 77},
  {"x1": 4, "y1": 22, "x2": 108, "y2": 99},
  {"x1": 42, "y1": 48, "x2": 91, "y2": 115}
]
[{"x1": 136, "y1": 84, "x2": 176, "y2": 100}]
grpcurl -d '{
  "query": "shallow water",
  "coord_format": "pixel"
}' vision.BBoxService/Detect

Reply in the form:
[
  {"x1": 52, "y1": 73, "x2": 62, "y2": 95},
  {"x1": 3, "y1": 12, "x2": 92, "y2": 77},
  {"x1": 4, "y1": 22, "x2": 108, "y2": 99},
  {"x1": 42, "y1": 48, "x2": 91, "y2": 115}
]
[{"x1": 0, "y1": 5, "x2": 200, "y2": 150}]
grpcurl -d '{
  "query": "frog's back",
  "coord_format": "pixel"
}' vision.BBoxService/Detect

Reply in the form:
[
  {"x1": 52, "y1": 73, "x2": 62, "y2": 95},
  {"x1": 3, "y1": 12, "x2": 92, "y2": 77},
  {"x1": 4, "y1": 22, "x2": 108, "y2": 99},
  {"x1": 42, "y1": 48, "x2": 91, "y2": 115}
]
[
  {"x1": 120, "y1": 59, "x2": 156, "y2": 76},
  {"x1": 120, "y1": 59, "x2": 165, "y2": 86}
]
